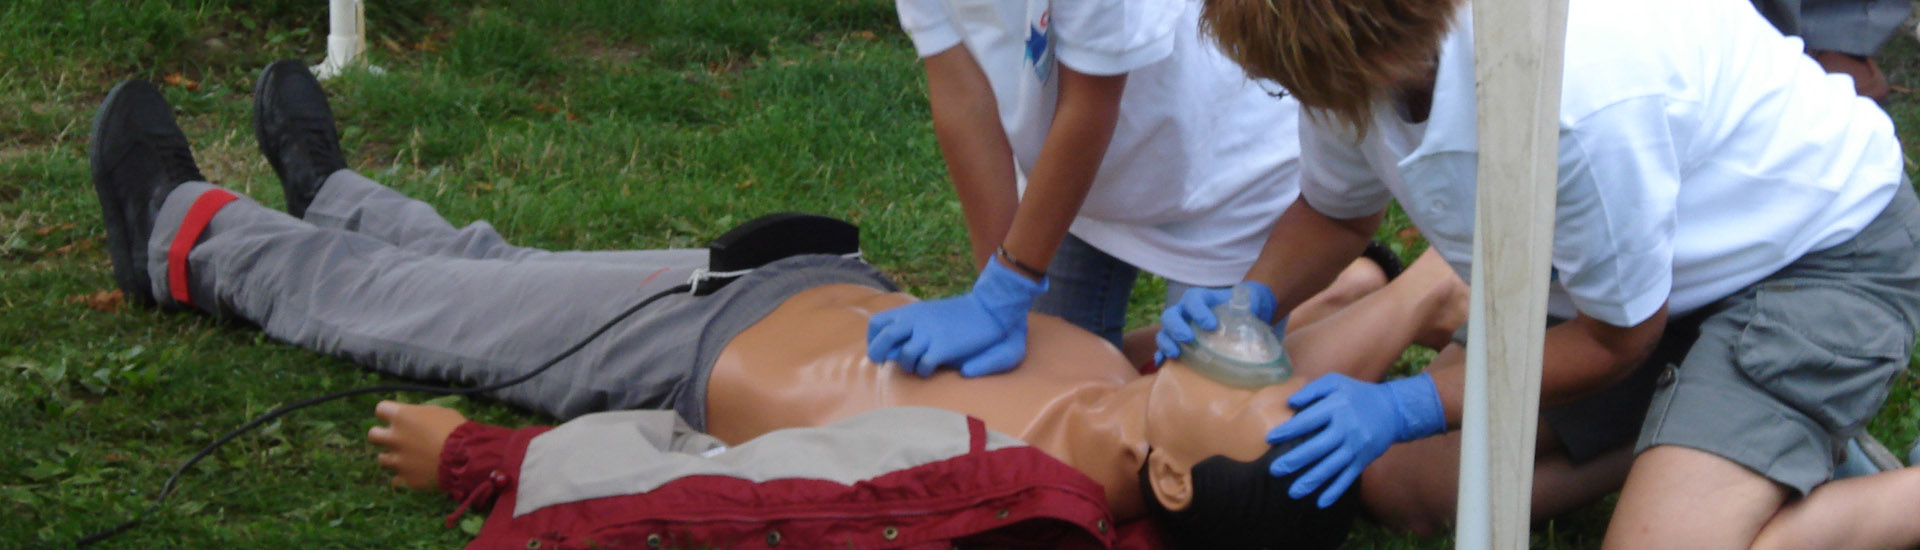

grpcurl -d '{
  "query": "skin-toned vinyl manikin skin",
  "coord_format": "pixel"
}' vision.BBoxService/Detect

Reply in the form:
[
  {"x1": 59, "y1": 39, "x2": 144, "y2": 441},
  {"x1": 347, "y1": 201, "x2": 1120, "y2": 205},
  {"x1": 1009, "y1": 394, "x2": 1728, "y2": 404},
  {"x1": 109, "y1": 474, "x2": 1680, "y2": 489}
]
[
  {"x1": 707, "y1": 283, "x2": 1315, "y2": 520},
  {"x1": 379, "y1": 253, "x2": 1471, "y2": 524}
]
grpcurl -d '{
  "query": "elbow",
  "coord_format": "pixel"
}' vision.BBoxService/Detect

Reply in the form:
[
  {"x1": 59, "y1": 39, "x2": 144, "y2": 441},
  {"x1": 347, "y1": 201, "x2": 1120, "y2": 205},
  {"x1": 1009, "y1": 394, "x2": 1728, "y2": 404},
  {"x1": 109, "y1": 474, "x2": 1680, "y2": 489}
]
[{"x1": 1597, "y1": 305, "x2": 1670, "y2": 386}]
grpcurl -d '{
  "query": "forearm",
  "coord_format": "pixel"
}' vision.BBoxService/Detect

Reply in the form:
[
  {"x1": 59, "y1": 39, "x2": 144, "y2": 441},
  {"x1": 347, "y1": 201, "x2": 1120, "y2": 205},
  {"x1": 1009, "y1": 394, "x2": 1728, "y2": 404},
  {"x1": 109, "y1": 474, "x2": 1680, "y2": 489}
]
[
  {"x1": 1424, "y1": 305, "x2": 1669, "y2": 428},
  {"x1": 1243, "y1": 200, "x2": 1382, "y2": 316},
  {"x1": 923, "y1": 49, "x2": 1020, "y2": 268},
  {"x1": 1000, "y1": 66, "x2": 1127, "y2": 272}
]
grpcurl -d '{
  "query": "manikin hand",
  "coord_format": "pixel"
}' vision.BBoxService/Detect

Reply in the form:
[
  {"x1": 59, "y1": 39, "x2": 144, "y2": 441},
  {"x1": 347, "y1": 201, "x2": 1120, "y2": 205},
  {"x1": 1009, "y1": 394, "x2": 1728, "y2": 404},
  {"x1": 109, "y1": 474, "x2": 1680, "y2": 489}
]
[
  {"x1": 1154, "y1": 281, "x2": 1277, "y2": 364},
  {"x1": 866, "y1": 257, "x2": 1047, "y2": 377},
  {"x1": 367, "y1": 400, "x2": 468, "y2": 490},
  {"x1": 1265, "y1": 372, "x2": 1446, "y2": 508}
]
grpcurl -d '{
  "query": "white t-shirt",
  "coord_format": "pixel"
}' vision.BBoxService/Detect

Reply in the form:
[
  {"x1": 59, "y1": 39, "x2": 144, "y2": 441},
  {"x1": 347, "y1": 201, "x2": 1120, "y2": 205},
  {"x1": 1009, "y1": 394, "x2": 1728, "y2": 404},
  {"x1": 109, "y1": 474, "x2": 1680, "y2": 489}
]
[
  {"x1": 896, "y1": 0, "x2": 1302, "y2": 286},
  {"x1": 1300, "y1": 0, "x2": 1901, "y2": 326}
]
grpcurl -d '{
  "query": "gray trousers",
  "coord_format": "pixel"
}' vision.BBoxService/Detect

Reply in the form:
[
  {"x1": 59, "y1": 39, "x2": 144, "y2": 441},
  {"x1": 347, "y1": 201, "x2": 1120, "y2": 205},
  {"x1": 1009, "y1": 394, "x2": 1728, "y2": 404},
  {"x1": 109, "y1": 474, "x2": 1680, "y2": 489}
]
[
  {"x1": 1752, "y1": 0, "x2": 1911, "y2": 55},
  {"x1": 147, "y1": 171, "x2": 894, "y2": 428}
]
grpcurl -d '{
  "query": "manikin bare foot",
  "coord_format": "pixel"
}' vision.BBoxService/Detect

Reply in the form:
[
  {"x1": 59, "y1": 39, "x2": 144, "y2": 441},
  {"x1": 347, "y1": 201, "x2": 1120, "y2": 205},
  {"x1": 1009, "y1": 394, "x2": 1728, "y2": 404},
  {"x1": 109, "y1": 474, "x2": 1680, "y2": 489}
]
[{"x1": 367, "y1": 400, "x2": 468, "y2": 490}]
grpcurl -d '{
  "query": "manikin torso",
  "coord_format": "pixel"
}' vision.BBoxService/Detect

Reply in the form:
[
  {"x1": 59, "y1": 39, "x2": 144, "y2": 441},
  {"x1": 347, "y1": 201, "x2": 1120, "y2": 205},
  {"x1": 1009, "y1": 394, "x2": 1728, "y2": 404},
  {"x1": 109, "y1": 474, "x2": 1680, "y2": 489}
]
[{"x1": 707, "y1": 284, "x2": 1305, "y2": 520}]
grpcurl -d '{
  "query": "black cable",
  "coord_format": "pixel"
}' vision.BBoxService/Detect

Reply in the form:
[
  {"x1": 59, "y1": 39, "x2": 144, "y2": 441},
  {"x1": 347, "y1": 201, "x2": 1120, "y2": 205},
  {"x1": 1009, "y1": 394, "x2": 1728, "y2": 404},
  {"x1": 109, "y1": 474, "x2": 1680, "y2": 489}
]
[{"x1": 57, "y1": 283, "x2": 693, "y2": 549}]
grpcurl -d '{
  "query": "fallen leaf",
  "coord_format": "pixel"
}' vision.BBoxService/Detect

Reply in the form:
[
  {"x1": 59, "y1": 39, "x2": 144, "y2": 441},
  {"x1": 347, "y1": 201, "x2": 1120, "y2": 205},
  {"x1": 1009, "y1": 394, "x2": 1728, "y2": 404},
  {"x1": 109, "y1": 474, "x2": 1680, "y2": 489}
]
[
  {"x1": 1395, "y1": 227, "x2": 1421, "y2": 247},
  {"x1": 64, "y1": 290, "x2": 124, "y2": 313},
  {"x1": 852, "y1": 30, "x2": 877, "y2": 41},
  {"x1": 45, "y1": 236, "x2": 101, "y2": 258},
  {"x1": 161, "y1": 72, "x2": 201, "y2": 91},
  {"x1": 534, "y1": 103, "x2": 560, "y2": 114},
  {"x1": 34, "y1": 222, "x2": 74, "y2": 236}
]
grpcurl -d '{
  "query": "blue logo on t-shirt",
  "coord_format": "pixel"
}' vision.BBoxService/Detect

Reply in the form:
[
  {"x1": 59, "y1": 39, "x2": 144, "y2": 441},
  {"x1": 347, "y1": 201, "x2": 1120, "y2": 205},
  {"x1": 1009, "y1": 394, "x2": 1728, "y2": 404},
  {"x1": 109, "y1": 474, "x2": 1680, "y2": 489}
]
[{"x1": 1024, "y1": 10, "x2": 1051, "y2": 81}]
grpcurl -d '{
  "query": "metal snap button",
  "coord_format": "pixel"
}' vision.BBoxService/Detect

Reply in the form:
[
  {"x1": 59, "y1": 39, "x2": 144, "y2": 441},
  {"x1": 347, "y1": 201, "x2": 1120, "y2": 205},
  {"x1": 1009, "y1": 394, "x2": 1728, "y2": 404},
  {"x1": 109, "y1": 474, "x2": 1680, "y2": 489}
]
[
  {"x1": 646, "y1": 533, "x2": 663, "y2": 548},
  {"x1": 1097, "y1": 519, "x2": 1108, "y2": 533},
  {"x1": 766, "y1": 530, "x2": 782, "y2": 546},
  {"x1": 995, "y1": 508, "x2": 1010, "y2": 519},
  {"x1": 882, "y1": 526, "x2": 899, "y2": 540},
  {"x1": 1657, "y1": 365, "x2": 1677, "y2": 386},
  {"x1": 525, "y1": 539, "x2": 541, "y2": 550}
]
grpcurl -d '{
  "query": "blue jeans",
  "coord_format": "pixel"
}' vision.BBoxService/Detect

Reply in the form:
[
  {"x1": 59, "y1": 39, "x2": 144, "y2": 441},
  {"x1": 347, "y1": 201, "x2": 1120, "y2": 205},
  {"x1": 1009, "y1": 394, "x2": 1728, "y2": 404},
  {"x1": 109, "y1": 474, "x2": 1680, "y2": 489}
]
[
  {"x1": 1032, "y1": 234, "x2": 1287, "y2": 347},
  {"x1": 1031, "y1": 234, "x2": 1138, "y2": 347}
]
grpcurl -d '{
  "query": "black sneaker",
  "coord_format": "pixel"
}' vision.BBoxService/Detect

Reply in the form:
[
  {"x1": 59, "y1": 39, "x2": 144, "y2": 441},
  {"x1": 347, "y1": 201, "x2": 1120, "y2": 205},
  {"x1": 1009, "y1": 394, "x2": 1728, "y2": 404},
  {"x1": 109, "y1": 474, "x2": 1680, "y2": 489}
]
[
  {"x1": 253, "y1": 59, "x2": 346, "y2": 219},
  {"x1": 88, "y1": 80, "x2": 205, "y2": 307}
]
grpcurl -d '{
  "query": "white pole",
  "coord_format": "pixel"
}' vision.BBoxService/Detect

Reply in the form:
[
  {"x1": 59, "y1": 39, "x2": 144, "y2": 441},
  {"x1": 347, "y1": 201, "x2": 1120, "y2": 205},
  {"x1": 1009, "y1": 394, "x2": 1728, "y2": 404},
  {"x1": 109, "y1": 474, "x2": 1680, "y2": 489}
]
[
  {"x1": 1455, "y1": 0, "x2": 1568, "y2": 548},
  {"x1": 311, "y1": 0, "x2": 382, "y2": 80}
]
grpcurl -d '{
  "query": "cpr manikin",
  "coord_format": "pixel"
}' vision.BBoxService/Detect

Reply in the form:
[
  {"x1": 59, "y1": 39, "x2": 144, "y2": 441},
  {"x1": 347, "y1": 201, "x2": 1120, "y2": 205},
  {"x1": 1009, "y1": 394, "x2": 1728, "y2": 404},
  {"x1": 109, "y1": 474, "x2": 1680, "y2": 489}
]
[{"x1": 374, "y1": 278, "x2": 1458, "y2": 547}]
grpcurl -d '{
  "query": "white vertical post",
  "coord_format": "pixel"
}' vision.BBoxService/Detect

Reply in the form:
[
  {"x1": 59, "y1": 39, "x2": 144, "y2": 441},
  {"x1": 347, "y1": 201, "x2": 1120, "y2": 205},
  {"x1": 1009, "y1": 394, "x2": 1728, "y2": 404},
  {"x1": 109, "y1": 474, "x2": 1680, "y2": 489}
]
[
  {"x1": 1455, "y1": 0, "x2": 1569, "y2": 548},
  {"x1": 312, "y1": 0, "x2": 381, "y2": 79}
]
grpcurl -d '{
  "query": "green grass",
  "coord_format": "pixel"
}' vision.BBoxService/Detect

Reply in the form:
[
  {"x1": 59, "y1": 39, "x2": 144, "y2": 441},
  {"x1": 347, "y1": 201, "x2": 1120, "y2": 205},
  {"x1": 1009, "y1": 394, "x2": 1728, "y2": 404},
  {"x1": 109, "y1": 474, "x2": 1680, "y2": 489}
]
[{"x1": 4, "y1": 1, "x2": 1920, "y2": 548}]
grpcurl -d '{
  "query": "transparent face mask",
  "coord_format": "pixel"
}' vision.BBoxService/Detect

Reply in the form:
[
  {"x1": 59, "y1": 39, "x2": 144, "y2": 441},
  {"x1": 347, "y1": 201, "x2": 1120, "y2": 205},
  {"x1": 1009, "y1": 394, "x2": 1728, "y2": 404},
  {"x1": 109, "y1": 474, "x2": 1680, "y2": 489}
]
[{"x1": 1179, "y1": 285, "x2": 1292, "y2": 387}]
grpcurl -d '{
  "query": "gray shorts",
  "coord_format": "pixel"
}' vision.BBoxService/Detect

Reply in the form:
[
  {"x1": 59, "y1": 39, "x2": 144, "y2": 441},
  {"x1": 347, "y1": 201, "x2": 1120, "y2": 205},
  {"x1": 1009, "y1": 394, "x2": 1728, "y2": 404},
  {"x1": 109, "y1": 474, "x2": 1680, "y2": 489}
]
[{"x1": 1455, "y1": 185, "x2": 1920, "y2": 494}]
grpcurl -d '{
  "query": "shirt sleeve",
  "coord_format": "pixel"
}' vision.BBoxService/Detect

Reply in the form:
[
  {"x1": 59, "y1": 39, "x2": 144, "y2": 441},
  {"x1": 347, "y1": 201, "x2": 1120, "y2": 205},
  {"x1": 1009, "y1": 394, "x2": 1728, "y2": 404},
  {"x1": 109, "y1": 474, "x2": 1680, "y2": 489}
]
[
  {"x1": 896, "y1": 0, "x2": 965, "y2": 57},
  {"x1": 1552, "y1": 96, "x2": 1681, "y2": 327},
  {"x1": 1049, "y1": 0, "x2": 1181, "y2": 75},
  {"x1": 1297, "y1": 115, "x2": 1394, "y2": 219}
]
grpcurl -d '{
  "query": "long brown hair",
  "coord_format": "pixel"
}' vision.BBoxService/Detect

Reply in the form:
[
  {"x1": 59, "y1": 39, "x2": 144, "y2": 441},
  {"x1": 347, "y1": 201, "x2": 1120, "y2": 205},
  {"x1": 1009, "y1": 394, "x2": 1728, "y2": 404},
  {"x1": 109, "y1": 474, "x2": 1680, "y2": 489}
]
[{"x1": 1202, "y1": 0, "x2": 1460, "y2": 134}]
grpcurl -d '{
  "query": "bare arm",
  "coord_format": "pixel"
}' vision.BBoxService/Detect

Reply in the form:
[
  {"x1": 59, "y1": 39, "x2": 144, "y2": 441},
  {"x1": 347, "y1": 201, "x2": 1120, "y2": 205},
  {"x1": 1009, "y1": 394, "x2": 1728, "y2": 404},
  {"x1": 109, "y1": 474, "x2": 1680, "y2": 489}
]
[
  {"x1": 922, "y1": 46, "x2": 1128, "y2": 272},
  {"x1": 998, "y1": 65, "x2": 1127, "y2": 273},
  {"x1": 923, "y1": 47, "x2": 1020, "y2": 268},
  {"x1": 1242, "y1": 199, "x2": 1384, "y2": 317},
  {"x1": 1427, "y1": 304, "x2": 1669, "y2": 427}
]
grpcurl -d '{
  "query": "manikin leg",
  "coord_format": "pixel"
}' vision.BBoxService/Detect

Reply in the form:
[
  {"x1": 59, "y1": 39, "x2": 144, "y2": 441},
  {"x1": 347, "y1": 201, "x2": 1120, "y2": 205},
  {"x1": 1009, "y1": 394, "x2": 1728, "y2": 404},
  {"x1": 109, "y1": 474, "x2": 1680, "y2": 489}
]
[
  {"x1": 149, "y1": 181, "x2": 706, "y2": 420},
  {"x1": 305, "y1": 169, "x2": 706, "y2": 266}
]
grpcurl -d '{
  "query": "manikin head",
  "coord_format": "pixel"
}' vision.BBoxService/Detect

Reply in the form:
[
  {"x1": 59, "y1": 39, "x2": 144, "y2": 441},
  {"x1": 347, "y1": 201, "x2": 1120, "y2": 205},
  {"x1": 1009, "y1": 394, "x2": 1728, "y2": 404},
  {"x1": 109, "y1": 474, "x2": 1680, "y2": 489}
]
[
  {"x1": 1137, "y1": 363, "x2": 1360, "y2": 549},
  {"x1": 1199, "y1": 0, "x2": 1460, "y2": 132}
]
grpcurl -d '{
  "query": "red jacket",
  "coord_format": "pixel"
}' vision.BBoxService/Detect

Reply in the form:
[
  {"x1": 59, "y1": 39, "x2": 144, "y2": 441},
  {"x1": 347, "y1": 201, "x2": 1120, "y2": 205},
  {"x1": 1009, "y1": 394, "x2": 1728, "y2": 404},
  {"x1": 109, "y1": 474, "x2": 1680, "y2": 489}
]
[{"x1": 436, "y1": 407, "x2": 1165, "y2": 549}]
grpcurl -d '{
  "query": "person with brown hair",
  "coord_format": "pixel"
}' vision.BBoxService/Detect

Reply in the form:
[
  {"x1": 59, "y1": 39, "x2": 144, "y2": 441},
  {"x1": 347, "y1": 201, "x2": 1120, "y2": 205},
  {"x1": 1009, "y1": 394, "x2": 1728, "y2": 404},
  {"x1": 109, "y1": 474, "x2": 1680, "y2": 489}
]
[{"x1": 1161, "y1": 0, "x2": 1920, "y2": 547}]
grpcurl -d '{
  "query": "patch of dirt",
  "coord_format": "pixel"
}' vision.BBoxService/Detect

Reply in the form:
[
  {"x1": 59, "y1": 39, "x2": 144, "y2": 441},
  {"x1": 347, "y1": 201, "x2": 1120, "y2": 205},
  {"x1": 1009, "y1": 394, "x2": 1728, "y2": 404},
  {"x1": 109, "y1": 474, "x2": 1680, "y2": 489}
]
[{"x1": 572, "y1": 32, "x2": 646, "y2": 65}]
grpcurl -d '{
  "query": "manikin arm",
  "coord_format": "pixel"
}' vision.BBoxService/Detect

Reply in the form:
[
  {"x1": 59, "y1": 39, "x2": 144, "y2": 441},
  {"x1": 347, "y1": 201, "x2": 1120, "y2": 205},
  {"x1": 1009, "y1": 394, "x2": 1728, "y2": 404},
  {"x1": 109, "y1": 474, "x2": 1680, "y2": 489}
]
[{"x1": 367, "y1": 400, "x2": 468, "y2": 491}]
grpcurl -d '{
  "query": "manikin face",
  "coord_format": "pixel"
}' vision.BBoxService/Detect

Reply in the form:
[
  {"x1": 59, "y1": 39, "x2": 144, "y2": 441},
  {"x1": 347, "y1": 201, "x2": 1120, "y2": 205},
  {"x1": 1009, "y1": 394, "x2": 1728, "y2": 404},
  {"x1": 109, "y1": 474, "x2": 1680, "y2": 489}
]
[
  {"x1": 1141, "y1": 361, "x2": 1304, "y2": 510},
  {"x1": 1139, "y1": 364, "x2": 1362, "y2": 548}
]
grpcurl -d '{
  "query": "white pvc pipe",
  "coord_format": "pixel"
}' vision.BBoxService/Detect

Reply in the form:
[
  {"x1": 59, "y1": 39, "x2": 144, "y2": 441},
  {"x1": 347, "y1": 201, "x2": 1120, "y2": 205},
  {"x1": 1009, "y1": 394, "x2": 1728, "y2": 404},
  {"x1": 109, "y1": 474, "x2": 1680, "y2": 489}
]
[
  {"x1": 311, "y1": 0, "x2": 381, "y2": 79},
  {"x1": 1456, "y1": 0, "x2": 1569, "y2": 547}
]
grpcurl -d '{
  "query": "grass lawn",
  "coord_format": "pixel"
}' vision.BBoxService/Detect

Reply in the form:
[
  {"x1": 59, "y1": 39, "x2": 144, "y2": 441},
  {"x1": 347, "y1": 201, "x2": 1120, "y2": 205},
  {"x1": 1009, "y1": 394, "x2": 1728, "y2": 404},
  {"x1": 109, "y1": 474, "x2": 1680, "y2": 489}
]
[{"x1": 4, "y1": 1, "x2": 1920, "y2": 547}]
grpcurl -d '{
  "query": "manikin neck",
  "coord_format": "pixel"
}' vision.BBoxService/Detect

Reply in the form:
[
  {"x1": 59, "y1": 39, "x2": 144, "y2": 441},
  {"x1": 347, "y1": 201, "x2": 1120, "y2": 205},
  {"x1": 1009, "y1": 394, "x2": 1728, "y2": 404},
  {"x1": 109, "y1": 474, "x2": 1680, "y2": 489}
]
[{"x1": 1016, "y1": 374, "x2": 1156, "y2": 520}]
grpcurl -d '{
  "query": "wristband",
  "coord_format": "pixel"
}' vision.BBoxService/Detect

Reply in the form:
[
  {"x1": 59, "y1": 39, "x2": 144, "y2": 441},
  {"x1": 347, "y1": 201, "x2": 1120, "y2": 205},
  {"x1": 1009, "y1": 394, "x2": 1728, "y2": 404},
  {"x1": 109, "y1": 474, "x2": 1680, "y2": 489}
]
[{"x1": 996, "y1": 246, "x2": 1046, "y2": 280}]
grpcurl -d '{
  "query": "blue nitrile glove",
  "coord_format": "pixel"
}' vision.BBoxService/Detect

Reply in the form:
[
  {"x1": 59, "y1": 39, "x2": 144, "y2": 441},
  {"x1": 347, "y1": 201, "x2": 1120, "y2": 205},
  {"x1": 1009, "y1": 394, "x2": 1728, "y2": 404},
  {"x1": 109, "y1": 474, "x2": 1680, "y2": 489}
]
[
  {"x1": 866, "y1": 256, "x2": 1048, "y2": 378},
  {"x1": 1266, "y1": 372, "x2": 1445, "y2": 508},
  {"x1": 1154, "y1": 281, "x2": 1277, "y2": 365}
]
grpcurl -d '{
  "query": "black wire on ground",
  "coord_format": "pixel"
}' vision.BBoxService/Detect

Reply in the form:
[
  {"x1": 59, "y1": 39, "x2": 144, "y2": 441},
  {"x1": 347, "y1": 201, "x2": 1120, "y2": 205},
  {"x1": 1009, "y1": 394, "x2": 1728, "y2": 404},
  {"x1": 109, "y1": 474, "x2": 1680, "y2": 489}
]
[{"x1": 53, "y1": 283, "x2": 692, "y2": 549}]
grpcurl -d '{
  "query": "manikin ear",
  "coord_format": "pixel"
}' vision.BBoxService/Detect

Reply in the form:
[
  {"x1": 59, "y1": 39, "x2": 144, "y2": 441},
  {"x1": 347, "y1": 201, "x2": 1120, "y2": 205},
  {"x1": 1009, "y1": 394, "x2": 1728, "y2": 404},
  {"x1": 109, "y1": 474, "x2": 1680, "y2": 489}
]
[{"x1": 1147, "y1": 451, "x2": 1195, "y2": 512}]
